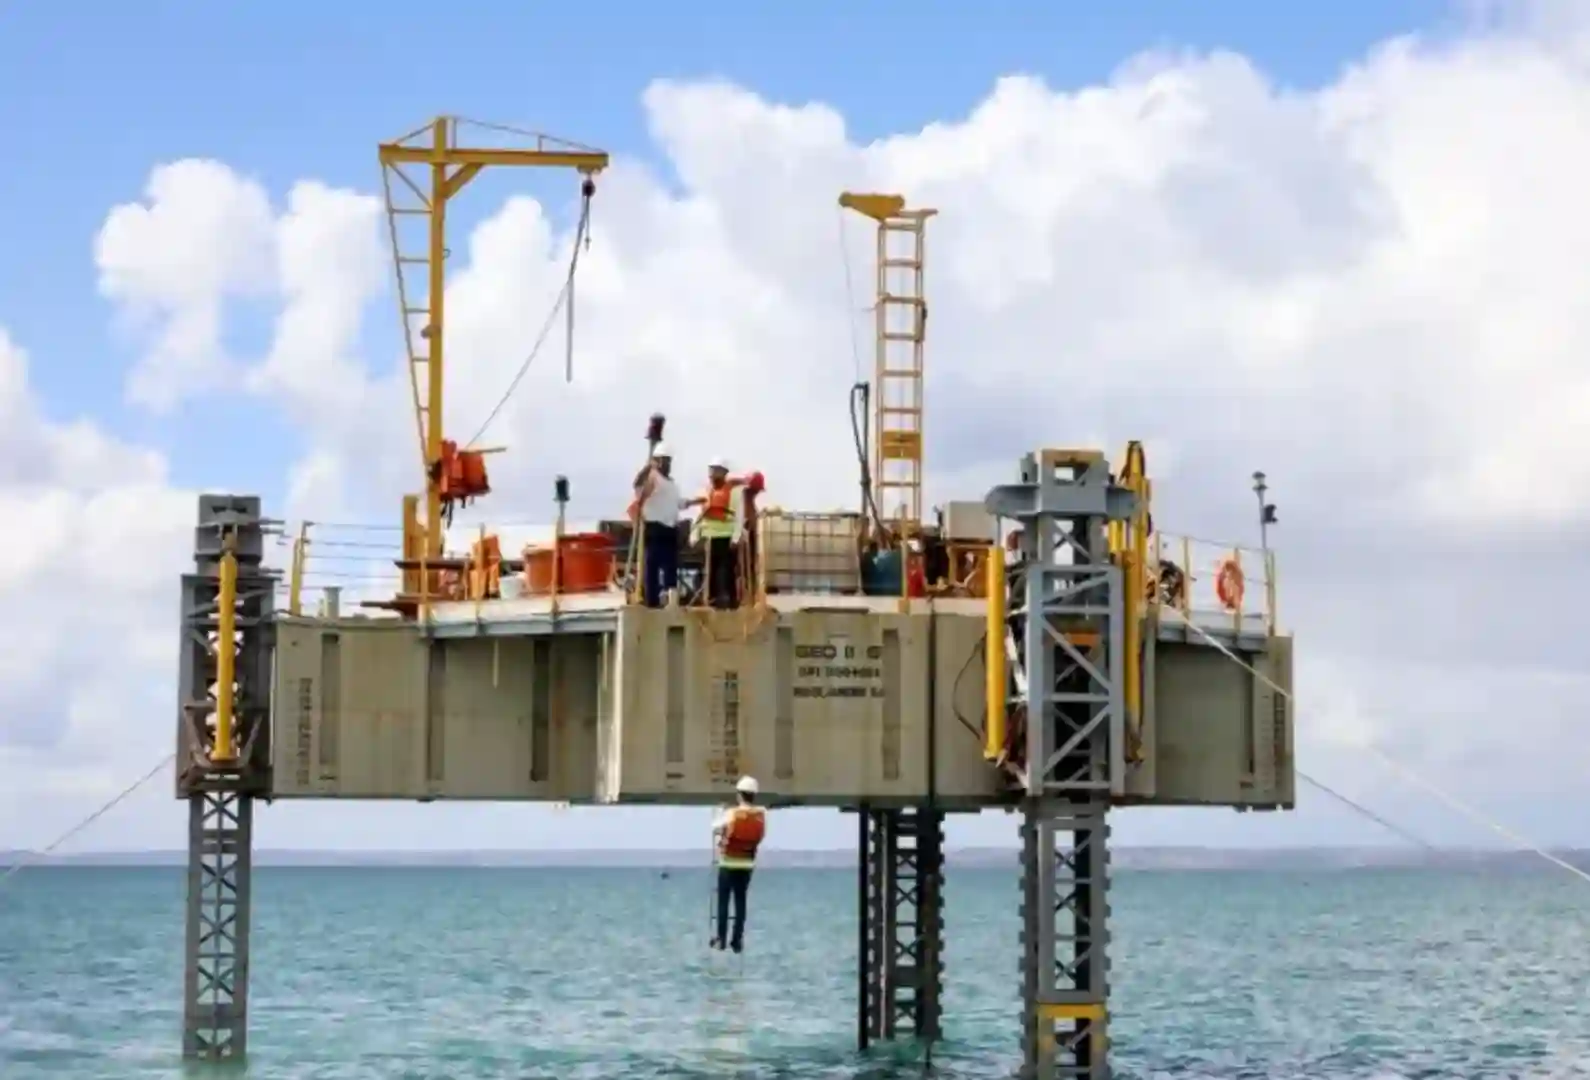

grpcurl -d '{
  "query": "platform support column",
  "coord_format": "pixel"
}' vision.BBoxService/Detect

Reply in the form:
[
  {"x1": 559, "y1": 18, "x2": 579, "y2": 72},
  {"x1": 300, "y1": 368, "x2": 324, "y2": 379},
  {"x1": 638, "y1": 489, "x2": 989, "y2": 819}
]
[
  {"x1": 177, "y1": 495, "x2": 273, "y2": 1062},
  {"x1": 1020, "y1": 801, "x2": 1110, "y2": 1079},
  {"x1": 182, "y1": 789, "x2": 255, "y2": 1059},
  {"x1": 857, "y1": 805, "x2": 945, "y2": 1049},
  {"x1": 986, "y1": 449, "x2": 1134, "y2": 1080}
]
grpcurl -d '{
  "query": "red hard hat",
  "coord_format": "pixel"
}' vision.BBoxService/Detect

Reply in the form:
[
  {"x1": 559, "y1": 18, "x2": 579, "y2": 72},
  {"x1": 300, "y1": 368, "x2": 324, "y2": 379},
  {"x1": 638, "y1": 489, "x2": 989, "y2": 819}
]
[{"x1": 747, "y1": 470, "x2": 766, "y2": 493}]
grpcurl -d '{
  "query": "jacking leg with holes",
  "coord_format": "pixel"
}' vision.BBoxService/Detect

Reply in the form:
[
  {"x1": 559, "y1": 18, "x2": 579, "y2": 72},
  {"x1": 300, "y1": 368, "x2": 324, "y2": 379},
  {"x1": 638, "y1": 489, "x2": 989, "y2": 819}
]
[
  {"x1": 857, "y1": 805, "x2": 946, "y2": 1050},
  {"x1": 176, "y1": 496, "x2": 274, "y2": 1062},
  {"x1": 987, "y1": 450, "x2": 1132, "y2": 1080},
  {"x1": 1020, "y1": 803, "x2": 1110, "y2": 1079}
]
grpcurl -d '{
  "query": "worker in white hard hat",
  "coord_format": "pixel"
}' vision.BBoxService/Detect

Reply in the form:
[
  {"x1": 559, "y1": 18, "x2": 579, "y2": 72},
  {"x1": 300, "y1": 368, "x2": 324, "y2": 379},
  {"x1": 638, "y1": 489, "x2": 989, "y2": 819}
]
[
  {"x1": 632, "y1": 443, "x2": 690, "y2": 607},
  {"x1": 690, "y1": 457, "x2": 742, "y2": 609},
  {"x1": 710, "y1": 775, "x2": 766, "y2": 952}
]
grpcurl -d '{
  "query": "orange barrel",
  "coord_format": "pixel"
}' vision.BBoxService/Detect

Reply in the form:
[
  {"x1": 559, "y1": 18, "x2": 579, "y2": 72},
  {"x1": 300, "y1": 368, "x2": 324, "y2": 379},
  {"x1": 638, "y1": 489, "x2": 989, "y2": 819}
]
[
  {"x1": 524, "y1": 533, "x2": 616, "y2": 596},
  {"x1": 559, "y1": 533, "x2": 615, "y2": 592},
  {"x1": 524, "y1": 547, "x2": 555, "y2": 595}
]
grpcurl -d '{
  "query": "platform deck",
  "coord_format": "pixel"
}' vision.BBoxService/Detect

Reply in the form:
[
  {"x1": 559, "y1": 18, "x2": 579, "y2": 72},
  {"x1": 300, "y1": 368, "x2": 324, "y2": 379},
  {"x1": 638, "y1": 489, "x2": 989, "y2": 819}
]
[{"x1": 413, "y1": 590, "x2": 1270, "y2": 648}]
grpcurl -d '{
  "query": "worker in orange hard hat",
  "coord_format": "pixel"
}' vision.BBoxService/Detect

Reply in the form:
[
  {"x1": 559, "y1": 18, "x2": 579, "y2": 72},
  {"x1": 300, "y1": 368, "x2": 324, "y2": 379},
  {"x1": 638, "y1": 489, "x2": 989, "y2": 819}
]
[
  {"x1": 691, "y1": 458, "x2": 741, "y2": 609},
  {"x1": 710, "y1": 775, "x2": 766, "y2": 953}
]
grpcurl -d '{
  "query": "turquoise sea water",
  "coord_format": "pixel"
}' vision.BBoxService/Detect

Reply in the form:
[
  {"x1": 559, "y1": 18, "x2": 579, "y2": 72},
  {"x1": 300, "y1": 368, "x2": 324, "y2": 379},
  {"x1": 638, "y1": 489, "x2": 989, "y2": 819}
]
[{"x1": 2, "y1": 866, "x2": 1588, "y2": 1079}]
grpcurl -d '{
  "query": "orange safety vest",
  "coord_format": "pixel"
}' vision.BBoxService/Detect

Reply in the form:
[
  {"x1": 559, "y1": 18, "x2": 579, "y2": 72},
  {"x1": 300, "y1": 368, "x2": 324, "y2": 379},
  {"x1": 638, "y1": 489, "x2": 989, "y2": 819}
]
[
  {"x1": 701, "y1": 481, "x2": 739, "y2": 521},
  {"x1": 718, "y1": 806, "x2": 766, "y2": 864}
]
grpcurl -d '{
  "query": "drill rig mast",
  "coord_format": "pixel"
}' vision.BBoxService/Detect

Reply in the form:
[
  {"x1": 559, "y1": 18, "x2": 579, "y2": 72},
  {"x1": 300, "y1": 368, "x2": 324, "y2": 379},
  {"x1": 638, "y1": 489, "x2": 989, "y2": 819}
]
[{"x1": 839, "y1": 193, "x2": 937, "y2": 537}]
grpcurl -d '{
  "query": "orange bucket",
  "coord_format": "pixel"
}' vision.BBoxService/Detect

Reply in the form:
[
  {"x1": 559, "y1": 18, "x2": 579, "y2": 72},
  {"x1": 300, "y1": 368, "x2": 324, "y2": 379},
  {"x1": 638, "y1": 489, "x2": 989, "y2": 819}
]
[{"x1": 524, "y1": 533, "x2": 616, "y2": 595}]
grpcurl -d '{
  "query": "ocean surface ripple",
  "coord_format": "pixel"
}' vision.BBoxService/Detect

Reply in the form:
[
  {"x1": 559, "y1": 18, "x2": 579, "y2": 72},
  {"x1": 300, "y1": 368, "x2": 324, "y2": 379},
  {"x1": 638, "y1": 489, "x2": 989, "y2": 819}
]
[{"x1": 2, "y1": 866, "x2": 1587, "y2": 1078}]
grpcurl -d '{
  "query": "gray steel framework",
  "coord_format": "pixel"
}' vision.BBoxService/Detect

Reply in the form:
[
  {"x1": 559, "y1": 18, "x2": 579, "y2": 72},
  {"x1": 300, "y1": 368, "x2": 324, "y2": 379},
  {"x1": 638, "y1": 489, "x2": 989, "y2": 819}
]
[
  {"x1": 182, "y1": 789, "x2": 255, "y2": 1060},
  {"x1": 988, "y1": 451, "x2": 1132, "y2": 1080},
  {"x1": 168, "y1": 452, "x2": 1141, "y2": 1068},
  {"x1": 176, "y1": 495, "x2": 273, "y2": 1061},
  {"x1": 857, "y1": 805, "x2": 945, "y2": 1050}
]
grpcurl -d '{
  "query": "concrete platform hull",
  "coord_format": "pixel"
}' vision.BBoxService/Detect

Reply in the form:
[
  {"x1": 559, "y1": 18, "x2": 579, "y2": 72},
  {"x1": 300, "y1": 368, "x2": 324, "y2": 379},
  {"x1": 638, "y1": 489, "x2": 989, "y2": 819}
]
[
  {"x1": 270, "y1": 620, "x2": 606, "y2": 801},
  {"x1": 267, "y1": 604, "x2": 1293, "y2": 808},
  {"x1": 1129, "y1": 631, "x2": 1295, "y2": 808},
  {"x1": 604, "y1": 605, "x2": 995, "y2": 806}
]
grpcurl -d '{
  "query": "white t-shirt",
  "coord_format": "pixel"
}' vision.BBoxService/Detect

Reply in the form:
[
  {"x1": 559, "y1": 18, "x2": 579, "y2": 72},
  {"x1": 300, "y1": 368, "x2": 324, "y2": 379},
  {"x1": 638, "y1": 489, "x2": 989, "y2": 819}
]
[{"x1": 641, "y1": 471, "x2": 683, "y2": 526}]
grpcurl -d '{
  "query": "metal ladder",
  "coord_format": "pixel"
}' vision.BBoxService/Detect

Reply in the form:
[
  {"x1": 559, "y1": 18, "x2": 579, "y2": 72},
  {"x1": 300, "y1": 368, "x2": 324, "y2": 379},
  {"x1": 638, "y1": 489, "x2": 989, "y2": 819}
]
[{"x1": 870, "y1": 208, "x2": 933, "y2": 531}]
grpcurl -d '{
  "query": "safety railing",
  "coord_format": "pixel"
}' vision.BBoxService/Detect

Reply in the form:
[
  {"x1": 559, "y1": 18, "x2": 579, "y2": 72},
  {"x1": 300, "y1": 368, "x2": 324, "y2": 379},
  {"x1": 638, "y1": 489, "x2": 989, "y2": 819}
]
[
  {"x1": 1148, "y1": 533, "x2": 1277, "y2": 636},
  {"x1": 277, "y1": 521, "x2": 405, "y2": 617},
  {"x1": 278, "y1": 509, "x2": 1003, "y2": 622},
  {"x1": 279, "y1": 516, "x2": 627, "y2": 619},
  {"x1": 282, "y1": 515, "x2": 760, "y2": 618}
]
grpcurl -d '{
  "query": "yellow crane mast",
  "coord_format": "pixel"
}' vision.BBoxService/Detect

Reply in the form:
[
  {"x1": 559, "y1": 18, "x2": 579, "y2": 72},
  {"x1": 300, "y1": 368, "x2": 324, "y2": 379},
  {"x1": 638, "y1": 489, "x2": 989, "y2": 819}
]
[
  {"x1": 378, "y1": 117, "x2": 609, "y2": 560},
  {"x1": 839, "y1": 193, "x2": 937, "y2": 536}
]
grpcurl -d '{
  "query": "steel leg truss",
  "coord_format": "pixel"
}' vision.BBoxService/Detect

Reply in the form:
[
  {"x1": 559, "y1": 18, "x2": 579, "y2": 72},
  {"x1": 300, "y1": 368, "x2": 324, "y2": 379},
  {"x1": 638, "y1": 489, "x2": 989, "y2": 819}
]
[
  {"x1": 182, "y1": 789, "x2": 255, "y2": 1060},
  {"x1": 988, "y1": 450, "x2": 1134, "y2": 1080},
  {"x1": 176, "y1": 495, "x2": 274, "y2": 1062},
  {"x1": 1020, "y1": 805, "x2": 1110, "y2": 1078},
  {"x1": 857, "y1": 805, "x2": 945, "y2": 1050}
]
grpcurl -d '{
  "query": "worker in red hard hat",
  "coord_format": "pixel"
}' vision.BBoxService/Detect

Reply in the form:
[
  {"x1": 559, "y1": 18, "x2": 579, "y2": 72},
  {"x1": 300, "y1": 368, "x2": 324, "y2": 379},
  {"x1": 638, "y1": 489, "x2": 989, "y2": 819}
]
[{"x1": 732, "y1": 470, "x2": 766, "y2": 601}]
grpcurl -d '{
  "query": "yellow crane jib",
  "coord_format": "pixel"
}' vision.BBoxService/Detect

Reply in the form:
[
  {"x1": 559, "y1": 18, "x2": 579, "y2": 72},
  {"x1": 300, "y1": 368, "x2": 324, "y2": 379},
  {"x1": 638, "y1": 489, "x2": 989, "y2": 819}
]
[
  {"x1": 379, "y1": 116, "x2": 610, "y2": 560},
  {"x1": 838, "y1": 191, "x2": 936, "y2": 535}
]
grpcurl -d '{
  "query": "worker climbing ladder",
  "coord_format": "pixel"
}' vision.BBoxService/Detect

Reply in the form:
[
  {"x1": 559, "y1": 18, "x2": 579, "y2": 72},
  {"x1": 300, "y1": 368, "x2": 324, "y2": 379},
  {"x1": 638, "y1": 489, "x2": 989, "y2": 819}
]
[
  {"x1": 987, "y1": 450, "x2": 1132, "y2": 1080},
  {"x1": 839, "y1": 193, "x2": 937, "y2": 532}
]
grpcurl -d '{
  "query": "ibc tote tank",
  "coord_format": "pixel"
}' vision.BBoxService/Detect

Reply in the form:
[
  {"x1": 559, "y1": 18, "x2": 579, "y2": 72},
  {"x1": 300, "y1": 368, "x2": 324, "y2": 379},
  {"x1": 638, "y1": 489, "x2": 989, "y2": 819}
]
[{"x1": 757, "y1": 512, "x2": 862, "y2": 595}]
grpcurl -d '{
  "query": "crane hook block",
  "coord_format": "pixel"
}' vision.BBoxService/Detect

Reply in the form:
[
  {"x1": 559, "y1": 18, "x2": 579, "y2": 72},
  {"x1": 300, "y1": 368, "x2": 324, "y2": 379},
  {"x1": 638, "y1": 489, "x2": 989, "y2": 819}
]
[
  {"x1": 435, "y1": 439, "x2": 491, "y2": 507},
  {"x1": 647, "y1": 413, "x2": 666, "y2": 443}
]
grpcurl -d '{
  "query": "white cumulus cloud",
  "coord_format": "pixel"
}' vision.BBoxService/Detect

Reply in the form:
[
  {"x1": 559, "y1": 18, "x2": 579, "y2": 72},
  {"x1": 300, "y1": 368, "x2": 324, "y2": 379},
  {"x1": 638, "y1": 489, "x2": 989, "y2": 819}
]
[
  {"x1": 0, "y1": 328, "x2": 192, "y2": 836},
  {"x1": 14, "y1": 7, "x2": 1590, "y2": 852}
]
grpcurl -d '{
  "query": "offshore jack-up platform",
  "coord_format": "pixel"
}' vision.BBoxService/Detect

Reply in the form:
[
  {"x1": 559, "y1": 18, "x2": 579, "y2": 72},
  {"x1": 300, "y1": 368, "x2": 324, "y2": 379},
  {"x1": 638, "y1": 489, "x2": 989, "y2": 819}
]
[
  {"x1": 171, "y1": 118, "x2": 1295, "y2": 1080},
  {"x1": 175, "y1": 459, "x2": 1293, "y2": 1077}
]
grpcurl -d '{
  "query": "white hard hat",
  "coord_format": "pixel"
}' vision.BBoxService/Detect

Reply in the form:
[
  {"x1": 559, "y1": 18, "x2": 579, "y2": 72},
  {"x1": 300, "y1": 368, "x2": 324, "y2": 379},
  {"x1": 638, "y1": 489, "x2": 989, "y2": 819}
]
[
  {"x1": 709, "y1": 457, "x2": 729, "y2": 471},
  {"x1": 652, "y1": 443, "x2": 673, "y2": 458},
  {"x1": 735, "y1": 775, "x2": 759, "y2": 795}
]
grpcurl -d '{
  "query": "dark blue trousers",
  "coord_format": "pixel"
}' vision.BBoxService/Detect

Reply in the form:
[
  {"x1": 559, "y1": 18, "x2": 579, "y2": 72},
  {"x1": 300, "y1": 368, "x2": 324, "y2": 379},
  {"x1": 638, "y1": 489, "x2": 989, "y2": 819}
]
[{"x1": 642, "y1": 522, "x2": 679, "y2": 607}]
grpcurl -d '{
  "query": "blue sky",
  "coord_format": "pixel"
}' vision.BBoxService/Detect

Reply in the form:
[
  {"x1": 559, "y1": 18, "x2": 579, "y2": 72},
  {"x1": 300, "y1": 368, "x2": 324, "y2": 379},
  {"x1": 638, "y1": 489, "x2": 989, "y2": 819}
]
[
  {"x1": 8, "y1": 0, "x2": 1583, "y2": 855},
  {"x1": 0, "y1": 0, "x2": 1455, "y2": 501}
]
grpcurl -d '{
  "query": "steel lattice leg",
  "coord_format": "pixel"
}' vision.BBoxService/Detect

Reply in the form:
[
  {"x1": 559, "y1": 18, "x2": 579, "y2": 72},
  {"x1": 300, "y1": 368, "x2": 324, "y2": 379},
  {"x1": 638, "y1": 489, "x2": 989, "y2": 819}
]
[
  {"x1": 182, "y1": 788, "x2": 254, "y2": 1060},
  {"x1": 176, "y1": 495, "x2": 271, "y2": 1062},
  {"x1": 858, "y1": 806, "x2": 945, "y2": 1050},
  {"x1": 1020, "y1": 800, "x2": 1110, "y2": 1080},
  {"x1": 987, "y1": 449, "x2": 1127, "y2": 1080}
]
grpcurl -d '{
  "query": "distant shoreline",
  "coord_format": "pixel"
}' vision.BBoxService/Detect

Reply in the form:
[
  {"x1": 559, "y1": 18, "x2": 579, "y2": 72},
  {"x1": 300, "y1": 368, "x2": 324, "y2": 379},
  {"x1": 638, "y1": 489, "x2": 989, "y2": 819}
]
[{"x1": 3, "y1": 846, "x2": 1586, "y2": 871}]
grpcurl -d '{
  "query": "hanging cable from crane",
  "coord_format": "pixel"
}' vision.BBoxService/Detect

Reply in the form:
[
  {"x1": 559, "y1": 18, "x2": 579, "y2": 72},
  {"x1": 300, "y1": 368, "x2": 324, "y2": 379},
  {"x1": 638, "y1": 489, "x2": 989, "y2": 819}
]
[{"x1": 466, "y1": 177, "x2": 597, "y2": 449}]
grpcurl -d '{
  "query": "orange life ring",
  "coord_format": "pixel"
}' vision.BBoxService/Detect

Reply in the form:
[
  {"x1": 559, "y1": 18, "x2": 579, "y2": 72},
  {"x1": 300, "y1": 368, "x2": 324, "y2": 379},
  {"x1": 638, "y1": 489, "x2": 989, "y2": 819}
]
[{"x1": 1215, "y1": 558, "x2": 1245, "y2": 612}]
